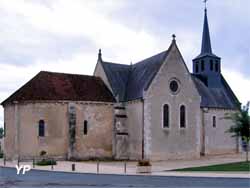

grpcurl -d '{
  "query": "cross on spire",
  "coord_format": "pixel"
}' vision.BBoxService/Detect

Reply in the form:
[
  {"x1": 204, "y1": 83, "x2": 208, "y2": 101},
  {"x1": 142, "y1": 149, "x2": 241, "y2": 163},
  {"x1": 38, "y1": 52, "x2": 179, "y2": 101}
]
[{"x1": 203, "y1": 0, "x2": 208, "y2": 10}]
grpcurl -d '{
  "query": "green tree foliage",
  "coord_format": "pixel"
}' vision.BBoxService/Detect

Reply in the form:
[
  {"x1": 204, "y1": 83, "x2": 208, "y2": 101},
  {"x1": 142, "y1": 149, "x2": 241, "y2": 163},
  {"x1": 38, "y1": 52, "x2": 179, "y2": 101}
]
[
  {"x1": 0, "y1": 127, "x2": 4, "y2": 139},
  {"x1": 225, "y1": 102, "x2": 250, "y2": 161}
]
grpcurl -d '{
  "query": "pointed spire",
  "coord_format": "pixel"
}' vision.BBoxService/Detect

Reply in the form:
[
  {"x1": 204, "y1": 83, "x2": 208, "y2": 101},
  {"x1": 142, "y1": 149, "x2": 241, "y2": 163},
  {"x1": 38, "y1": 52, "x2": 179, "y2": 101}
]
[
  {"x1": 98, "y1": 49, "x2": 102, "y2": 61},
  {"x1": 201, "y1": 8, "x2": 212, "y2": 54}
]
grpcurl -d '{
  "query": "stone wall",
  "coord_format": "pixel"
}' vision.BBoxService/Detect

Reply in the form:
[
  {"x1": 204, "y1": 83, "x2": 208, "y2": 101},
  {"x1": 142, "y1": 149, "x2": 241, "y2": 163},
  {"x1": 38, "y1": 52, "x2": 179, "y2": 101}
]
[
  {"x1": 3, "y1": 101, "x2": 114, "y2": 160},
  {"x1": 144, "y1": 43, "x2": 202, "y2": 160},
  {"x1": 94, "y1": 60, "x2": 113, "y2": 93},
  {"x1": 202, "y1": 108, "x2": 238, "y2": 155},
  {"x1": 114, "y1": 105, "x2": 129, "y2": 160},
  {"x1": 4, "y1": 102, "x2": 68, "y2": 160},
  {"x1": 126, "y1": 100, "x2": 143, "y2": 160},
  {"x1": 73, "y1": 103, "x2": 114, "y2": 160}
]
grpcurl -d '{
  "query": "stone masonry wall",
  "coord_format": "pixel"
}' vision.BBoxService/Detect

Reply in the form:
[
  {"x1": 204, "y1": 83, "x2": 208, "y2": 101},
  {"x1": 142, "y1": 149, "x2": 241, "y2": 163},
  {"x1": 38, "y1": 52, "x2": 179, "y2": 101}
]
[
  {"x1": 144, "y1": 43, "x2": 202, "y2": 161},
  {"x1": 203, "y1": 108, "x2": 238, "y2": 155},
  {"x1": 126, "y1": 100, "x2": 143, "y2": 160},
  {"x1": 4, "y1": 101, "x2": 114, "y2": 160}
]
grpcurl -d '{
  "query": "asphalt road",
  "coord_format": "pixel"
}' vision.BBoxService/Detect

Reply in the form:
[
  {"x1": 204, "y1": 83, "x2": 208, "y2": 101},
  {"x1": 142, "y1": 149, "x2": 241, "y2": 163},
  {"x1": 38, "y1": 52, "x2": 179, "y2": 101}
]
[{"x1": 0, "y1": 167, "x2": 249, "y2": 188}]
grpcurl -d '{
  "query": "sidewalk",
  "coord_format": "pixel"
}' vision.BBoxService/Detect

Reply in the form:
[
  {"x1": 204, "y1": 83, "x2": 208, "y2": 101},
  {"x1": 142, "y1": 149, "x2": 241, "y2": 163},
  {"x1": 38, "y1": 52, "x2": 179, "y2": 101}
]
[{"x1": 0, "y1": 153, "x2": 249, "y2": 178}]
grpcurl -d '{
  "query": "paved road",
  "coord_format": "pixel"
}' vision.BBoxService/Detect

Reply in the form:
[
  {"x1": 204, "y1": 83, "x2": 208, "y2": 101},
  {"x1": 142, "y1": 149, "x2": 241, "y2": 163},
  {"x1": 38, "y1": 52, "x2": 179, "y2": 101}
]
[{"x1": 0, "y1": 167, "x2": 249, "y2": 188}]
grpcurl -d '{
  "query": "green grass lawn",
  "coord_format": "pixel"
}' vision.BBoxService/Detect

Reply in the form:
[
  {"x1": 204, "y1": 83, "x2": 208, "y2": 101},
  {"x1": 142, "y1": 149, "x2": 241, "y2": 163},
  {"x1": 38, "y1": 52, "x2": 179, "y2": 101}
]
[{"x1": 172, "y1": 161, "x2": 250, "y2": 172}]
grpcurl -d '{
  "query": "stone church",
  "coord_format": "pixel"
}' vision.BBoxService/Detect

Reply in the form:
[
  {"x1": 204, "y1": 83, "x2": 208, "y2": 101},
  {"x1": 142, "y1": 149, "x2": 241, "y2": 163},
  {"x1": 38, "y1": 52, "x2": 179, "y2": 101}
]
[{"x1": 2, "y1": 9, "x2": 240, "y2": 161}]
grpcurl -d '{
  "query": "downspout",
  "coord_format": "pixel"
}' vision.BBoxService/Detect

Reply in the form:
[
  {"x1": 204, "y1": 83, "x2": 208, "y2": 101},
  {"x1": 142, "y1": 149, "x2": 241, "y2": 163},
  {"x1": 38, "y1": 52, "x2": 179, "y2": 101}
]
[
  {"x1": 201, "y1": 107, "x2": 208, "y2": 156},
  {"x1": 142, "y1": 99, "x2": 145, "y2": 160}
]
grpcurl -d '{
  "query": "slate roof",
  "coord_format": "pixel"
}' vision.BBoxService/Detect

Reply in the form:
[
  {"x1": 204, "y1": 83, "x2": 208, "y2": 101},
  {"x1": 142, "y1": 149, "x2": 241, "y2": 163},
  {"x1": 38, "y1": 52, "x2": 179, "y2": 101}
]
[
  {"x1": 193, "y1": 9, "x2": 220, "y2": 60},
  {"x1": 102, "y1": 50, "x2": 169, "y2": 101},
  {"x1": 101, "y1": 48, "x2": 239, "y2": 109},
  {"x1": 192, "y1": 74, "x2": 240, "y2": 109},
  {"x1": 101, "y1": 62, "x2": 131, "y2": 101},
  {"x1": 1, "y1": 71, "x2": 115, "y2": 106}
]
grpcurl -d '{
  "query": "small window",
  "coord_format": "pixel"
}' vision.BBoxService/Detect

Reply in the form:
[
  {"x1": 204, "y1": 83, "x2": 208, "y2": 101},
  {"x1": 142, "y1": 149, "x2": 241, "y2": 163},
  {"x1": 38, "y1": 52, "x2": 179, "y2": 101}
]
[
  {"x1": 210, "y1": 60, "x2": 213, "y2": 71},
  {"x1": 169, "y1": 80, "x2": 179, "y2": 93},
  {"x1": 83, "y1": 120, "x2": 88, "y2": 135},
  {"x1": 215, "y1": 61, "x2": 219, "y2": 72},
  {"x1": 195, "y1": 62, "x2": 199, "y2": 73},
  {"x1": 163, "y1": 104, "x2": 169, "y2": 128},
  {"x1": 180, "y1": 105, "x2": 186, "y2": 128},
  {"x1": 201, "y1": 60, "x2": 205, "y2": 71},
  {"x1": 38, "y1": 120, "x2": 45, "y2": 137},
  {"x1": 212, "y1": 116, "x2": 216, "y2": 128}
]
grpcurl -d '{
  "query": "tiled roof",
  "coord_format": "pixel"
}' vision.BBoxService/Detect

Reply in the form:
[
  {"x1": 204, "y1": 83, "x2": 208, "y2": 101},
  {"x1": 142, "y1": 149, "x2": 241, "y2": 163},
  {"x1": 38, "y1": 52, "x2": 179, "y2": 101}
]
[
  {"x1": 1, "y1": 71, "x2": 115, "y2": 106},
  {"x1": 192, "y1": 74, "x2": 240, "y2": 109},
  {"x1": 102, "y1": 50, "x2": 169, "y2": 101}
]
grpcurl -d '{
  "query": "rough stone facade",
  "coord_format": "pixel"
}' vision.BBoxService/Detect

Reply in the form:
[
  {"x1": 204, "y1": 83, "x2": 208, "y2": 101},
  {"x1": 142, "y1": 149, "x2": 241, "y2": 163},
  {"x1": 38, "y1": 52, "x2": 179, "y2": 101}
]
[
  {"x1": 3, "y1": 101, "x2": 114, "y2": 160},
  {"x1": 126, "y1": 100, "x2": 143, "y2": 160},
  {"x1": 201, "y1": 108, "x2": 238, "y2": 155},
  {"x1": 143, "y1": 43, "x2": 202, "y2": 160}
]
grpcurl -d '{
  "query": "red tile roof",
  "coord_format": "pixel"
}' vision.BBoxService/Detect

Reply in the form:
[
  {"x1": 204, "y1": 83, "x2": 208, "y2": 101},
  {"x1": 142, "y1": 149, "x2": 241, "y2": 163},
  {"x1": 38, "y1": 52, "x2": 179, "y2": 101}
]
[{"x1": 1, "y1": 71, "x2": 115, "y2": 106}]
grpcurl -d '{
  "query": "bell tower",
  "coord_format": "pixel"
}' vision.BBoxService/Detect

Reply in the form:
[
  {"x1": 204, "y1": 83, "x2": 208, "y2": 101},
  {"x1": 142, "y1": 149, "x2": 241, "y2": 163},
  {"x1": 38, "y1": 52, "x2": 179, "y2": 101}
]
[{"x1": 193, "y1": 6, "x2": 221, "y2": 88}]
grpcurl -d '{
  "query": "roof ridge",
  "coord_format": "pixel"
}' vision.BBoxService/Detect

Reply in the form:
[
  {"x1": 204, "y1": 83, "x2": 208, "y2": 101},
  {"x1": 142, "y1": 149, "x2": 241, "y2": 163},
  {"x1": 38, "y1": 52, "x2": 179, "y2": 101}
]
[
  {"x1": 102, "y1": 61, "x2": 130, "y2": 67},
  {"x1": 40, "y1": 71, "x2": 99, "y2": 79},
  {"x1": 102, "y1": 49, "x2": 168, "y2": 67},
  {"x1": 133, "y1": 50, "x2": 168, "y2": 66},
  {"x1": 1, "y1": 71, "x2": 115, "y2": 105}
]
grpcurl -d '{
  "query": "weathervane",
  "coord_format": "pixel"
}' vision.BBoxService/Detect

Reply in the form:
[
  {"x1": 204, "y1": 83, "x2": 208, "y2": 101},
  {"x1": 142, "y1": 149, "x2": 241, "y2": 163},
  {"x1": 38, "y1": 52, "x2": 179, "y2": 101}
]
[{"x1": 203, "y1": 0, "x2": 208, "y2": 9}]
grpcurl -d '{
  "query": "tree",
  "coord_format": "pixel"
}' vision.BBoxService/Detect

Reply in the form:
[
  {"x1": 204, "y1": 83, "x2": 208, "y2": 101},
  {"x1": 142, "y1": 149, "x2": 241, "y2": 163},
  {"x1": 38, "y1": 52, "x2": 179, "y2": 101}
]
[
  {"x1": 225, "y1": 102, "x2": 250, "y2": 162},
  {"x1": 0, "y1": 127, "x2": 4, "y2": 139}
]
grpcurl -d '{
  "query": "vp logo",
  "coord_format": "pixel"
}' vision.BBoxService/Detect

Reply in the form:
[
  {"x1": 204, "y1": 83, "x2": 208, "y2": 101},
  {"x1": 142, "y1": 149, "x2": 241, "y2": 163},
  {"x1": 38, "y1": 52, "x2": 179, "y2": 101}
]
[{"x1": 16, "y1": 165, "x2": 31, "y2": 175}]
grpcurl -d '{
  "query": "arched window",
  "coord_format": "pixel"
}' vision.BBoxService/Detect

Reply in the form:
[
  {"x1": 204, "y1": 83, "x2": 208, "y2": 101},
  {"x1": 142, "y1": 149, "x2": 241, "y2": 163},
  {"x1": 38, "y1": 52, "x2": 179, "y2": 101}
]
[
  {"x1": 83, "y1": 120, "x2": 88, "y2": 135},
  {"x1": 212, "y1": 116, "x2": 216, "y2": 128},
  {"x1": 38, "y1": 120, "x2": 45, "y2": 137},
  {"x1": 163, "y1": 104, "x2": 169, "y2": 128},
  {"x1": 210, "y1": 60, "x2": 213, "y2": 71},
  {"x1": 215, "y1": 61, "x2": 219, "y2": 72},
  {"x1": 180, "y1": 105, "x2": 186, "y2": 128},
  {"x1": 201, "y1": 60, "x2": 205, "y2": 71},
  {"x1": 195, "y1": 62, "x2": 199, "y2": 73}
]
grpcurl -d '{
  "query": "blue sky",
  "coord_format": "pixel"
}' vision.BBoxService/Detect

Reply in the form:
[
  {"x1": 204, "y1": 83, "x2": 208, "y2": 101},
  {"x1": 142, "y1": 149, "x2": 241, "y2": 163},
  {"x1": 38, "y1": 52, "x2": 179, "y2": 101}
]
[{"x1": 0, "y1": 0, "x2": 249, "y2": 127}]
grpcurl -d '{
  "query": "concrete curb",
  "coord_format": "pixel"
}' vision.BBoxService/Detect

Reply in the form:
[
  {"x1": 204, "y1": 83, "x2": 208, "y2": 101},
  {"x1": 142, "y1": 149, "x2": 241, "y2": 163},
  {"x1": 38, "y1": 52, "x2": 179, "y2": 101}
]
[{"x1": 1, "y1": 166, "x2": 249, "y2": 179}]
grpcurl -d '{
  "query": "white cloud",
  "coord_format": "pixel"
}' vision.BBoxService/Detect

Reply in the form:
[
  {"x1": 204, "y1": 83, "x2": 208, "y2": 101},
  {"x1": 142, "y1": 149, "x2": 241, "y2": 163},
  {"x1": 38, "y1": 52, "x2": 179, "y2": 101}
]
[
  {"x1": 0, "y1": 0, "x2": 249, "y2": 128},
  {"x1": 223, "y1": 69, "x2": 250, "y2": 105}
]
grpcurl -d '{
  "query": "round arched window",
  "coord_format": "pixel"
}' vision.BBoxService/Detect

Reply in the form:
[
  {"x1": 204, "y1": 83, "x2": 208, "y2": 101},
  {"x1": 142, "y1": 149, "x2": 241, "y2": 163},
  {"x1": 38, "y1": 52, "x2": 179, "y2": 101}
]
[{"x1": 169, "y1": 79, "x2": 180, "y2": 94}]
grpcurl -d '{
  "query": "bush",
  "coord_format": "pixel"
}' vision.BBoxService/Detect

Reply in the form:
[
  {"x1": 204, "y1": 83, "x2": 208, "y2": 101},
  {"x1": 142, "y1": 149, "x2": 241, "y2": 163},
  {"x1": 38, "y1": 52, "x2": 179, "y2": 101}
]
[
  {"x1": 137, "y1": 160, "x2": 151, "y2": 166},
  {"x1": 40, "y1": 150, "x2": 47, "y2": 157},
  {"x1": 36, "y1": 159, "x2": 57, "y2": 166}
]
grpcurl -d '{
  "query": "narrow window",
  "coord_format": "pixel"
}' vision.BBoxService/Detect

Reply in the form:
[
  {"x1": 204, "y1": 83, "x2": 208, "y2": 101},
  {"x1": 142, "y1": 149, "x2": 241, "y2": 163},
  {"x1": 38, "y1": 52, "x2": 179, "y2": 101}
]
[
  {"x1": 195, "y1": 62, "x2": 199, "y2": 73},
  {"x1": 163, "y1": 104, "x2": 169, "y2": 128},
  {"x1": 210, "y1": 60, "x2": 213, "y2": 71},
  {"x1": 201, "y1": 60, "x2": 205, "y2": 71},
  {"x1": 212, "y1": 116, "x2": 216, "y2": 128},
  {"x1": 38, "y1": 120, "x2": 45, "y2": 137},
  {"x1": 83, "y1": 120, "x2": 88, "y2": 135},
  {"x1": 180, "y1": 105, "x2": 186, "y2": 128},
  {"x1": 215, "y1": 61, "x2": 219, "y2": 72}
]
